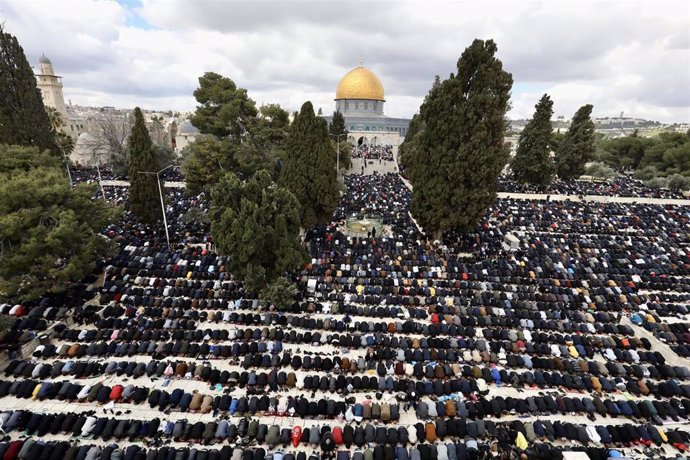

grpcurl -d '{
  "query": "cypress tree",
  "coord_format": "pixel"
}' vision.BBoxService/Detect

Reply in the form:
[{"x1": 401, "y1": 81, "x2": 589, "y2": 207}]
[
  {"x1": 329, "y1": 111, "x2": 348, "y2": 137},
  {"x1": 128, "y1": 107, "x2": 161, "y2": 225},
  {"x1": 556, "y1": 104, "x2": 596, "y2": 180},
  {"x1": 511, "y1": 94, "x2": 555, "y2": 185},
  {"x1": 280, "y1": 101, "x2": 339, "y2": 229},
  {"x1": 0, "y1": 27, "x2": 57, "y2": 152},
  {"x1": 403, "y1": 39, "x2": 512, "y2": 239},
  {"x1": 211, "y1": 170, "x2": 306, "y2": 294},
  {"x1": 328, "y1": 111, "x2": 350, "y2": 170}
]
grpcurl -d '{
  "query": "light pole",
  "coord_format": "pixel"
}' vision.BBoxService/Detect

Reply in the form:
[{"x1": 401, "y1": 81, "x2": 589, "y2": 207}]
[
  {"x1": 138, "y1": 164, "x2": 174, "y2": 248},
  {"x1": 330, "y1": 133, "x2": 347, "y2": 174},
  {"x1": 57, "y1": 143, "x2": 73, "y2": 187},
  {"x1": 95, "y1": 163, "x2": 106, "y2": 200}
]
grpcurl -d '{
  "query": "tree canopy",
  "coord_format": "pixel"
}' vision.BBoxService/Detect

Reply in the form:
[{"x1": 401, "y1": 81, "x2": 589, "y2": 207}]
[
  {"x1": 511, "y1": 94, "x2": 555, "y2": 185},
  {"x1": 596, "y1": 131, "x2": 690, "y2": 184},
  {"x1": 210, "y1": 170, "x2": 307, "y2": 294},
  {"x1": 0, "y1": 28, "x2": 57, "y2": 152},
  {"x1": 279, "y1": 101, "x2": 340, "y2": 229},
  {"x1": 0, "y1": 144, "x2": 118, "y2": 302},
  {"x1": 556, "y1": 104, "x2": 596, "y2": 180},
  {"x1": 182, "y1": 134, "x2": 237, "y2": 195},
  {"x1": 329, "y1": 111, "x2": 351, "y2": 170},
  {"x1": 402, "y1": 39, "x2": 513, "y2": 238},
  {"x1": 262, "y1": 276, "x2": 297, "y2": 311},
  {"x1": 598, "y1": 134, "x2": 654, "y2": 171},
  {"x1": 128, "y1": 107, "x2": 161, "y2": 225},
  {"x1": 183, "y1": 76, "x2": 289, "y2": 193},
  {"x1": 190, "y1": 72, "x2": 258, "y2": 139},
  {"x1": 329, "y1": 111, "x2": 348, "y2": 138}
]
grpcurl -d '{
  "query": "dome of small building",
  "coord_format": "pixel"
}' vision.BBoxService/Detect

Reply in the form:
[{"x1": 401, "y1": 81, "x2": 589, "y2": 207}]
[
  {"x1": 336, "y1": 65, "x2": 385, "y2": 101},
  {"x1": 39, "y1": 54, "x2": 52, "y2": 65},
  {"x1": 178, "y1": 121, "x2": 199, "y2": 135}
]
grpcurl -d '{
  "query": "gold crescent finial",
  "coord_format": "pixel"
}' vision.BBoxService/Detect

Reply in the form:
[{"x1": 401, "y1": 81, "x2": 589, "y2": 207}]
[{"x1": 359, "y1": 55, "x2": 364, "y2": 66}]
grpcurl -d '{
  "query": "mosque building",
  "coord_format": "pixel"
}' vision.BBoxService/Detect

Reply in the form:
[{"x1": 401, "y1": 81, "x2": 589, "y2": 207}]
[
  {"x1": 322, "y1": 62, "x2": 411, "y2": 151},
  {"x1": 35, "y1": 54, "x2": 84, "y2": 139}
]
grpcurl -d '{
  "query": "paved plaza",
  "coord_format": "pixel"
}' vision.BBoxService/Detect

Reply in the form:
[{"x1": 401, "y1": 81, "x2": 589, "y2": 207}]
[{"x1": 2, "y1": 161, "x2": 690, "y2": 460}]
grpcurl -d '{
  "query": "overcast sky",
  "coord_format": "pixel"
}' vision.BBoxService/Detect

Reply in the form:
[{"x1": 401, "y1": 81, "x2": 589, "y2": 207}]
[{"x1": 2, "y1": 0, "x2": 689, "y2": 122}]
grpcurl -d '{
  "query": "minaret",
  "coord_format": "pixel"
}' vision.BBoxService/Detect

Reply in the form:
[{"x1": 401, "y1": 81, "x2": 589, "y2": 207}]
[{"x1": 35, "y1": 54, "x2": 68, "y2": 120}]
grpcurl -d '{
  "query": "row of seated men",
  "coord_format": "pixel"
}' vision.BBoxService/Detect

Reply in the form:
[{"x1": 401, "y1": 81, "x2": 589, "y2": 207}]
[
  {"x1": 1, "y1": 377, "x2": 689, "y2": 424},
  {"x1": 0, "y1": 438, "x2": 648, "y2": 460}
]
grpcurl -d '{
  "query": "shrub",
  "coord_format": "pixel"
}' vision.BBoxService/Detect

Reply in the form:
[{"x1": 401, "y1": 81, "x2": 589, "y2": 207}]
[
  {"x1": 633, "y1": 166, "x2": 658, "y2": 181},
  {"x1": 585, "y1": 161, "x2": 616, "y2": 179},
  {"x1": 646, "y1": 177, "x2": 669, "y2": 189},
  {"x1": 667, "y1": 174, "x2": 690, "y2": 191}
]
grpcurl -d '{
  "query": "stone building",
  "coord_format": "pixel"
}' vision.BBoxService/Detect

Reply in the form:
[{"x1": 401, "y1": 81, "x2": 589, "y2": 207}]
[
  {"x1": 174, "y1": 120, "x2": 199, "y2": 152},
  {"x1": 35, "y1": 55, "x2": 84, "y2": 138}
]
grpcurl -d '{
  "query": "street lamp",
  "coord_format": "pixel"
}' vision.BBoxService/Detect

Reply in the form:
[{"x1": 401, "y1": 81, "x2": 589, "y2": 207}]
[
  {"x1": 57, "y1": 142, "x2": 73, "y2": 187},
  {"x1": 95, "y1": 163, "x2": 106, "y2": 200},
  {"x1": 138, "y1": 164, "x2": 174, "y2": 248},
  {"x1": 330, "y1": 133, "x2": 347, "y2": 174}
]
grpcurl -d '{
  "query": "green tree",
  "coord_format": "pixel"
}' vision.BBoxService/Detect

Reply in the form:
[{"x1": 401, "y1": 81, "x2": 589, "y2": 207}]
[
  {"x1": 56, "y1": 132, "x2": 75, "y2": 156},
  {"x1": 584, "y1": 161, "x2": 616, "y2": 179},
  {"x1": 280, "y1": 101, "x2": 339, "y2": 229},
  {"x1": 183, "y1": 77, "x2": 288, "y2": 191},
  {"x1": 333, "y1": 140, "x2": 352, "y2": 170},
  {"x1": 128, "y1": 107, "x2": 161, "y2": 224},
  {"x1": 510, "y1": 94, "x2": 555, "y2": 185},
  {"x1": 45, "y1": 107, "x2": 63, "y2": 131},
  {"x1": 328, "y1": 111, "x2": 351, "y2": 170},
  {"x1": 190, "y1": 72, "x2": 258, "y2": 139},
  {"x1": 329, "y1": 111, "x2": 348, "y2": 137},
  {"x1": 0, "y1": 28, "x2": 57, "y2": 152},
  {"x1": 262, "y1": 276, "x2": 297, "y2": 311},
  {"x1": 556, "y1": 104, "x2": 596, "y2": 180},
  {"x1": 234, "y1": 143, "x2": 278, "y2": 180},
  {"x1": 667, "y1": 173, "x2": 690, "y2": 191},
  {"x1": 402, "y1": 39, "x2": 513, "y2": 238},
  {"x1": 0, "y1": 145, "x2": 118, "y2": 302},
  {"x1": 599, "y1": 134, "x2": 654, "y2": 170},
  {"x1": 633, "y1": 165, "x2": 659, "y2": 181},
  {"x1": 181, "y1": 134, "x2": 237, "y2": 195},
  {"x1": 550, "y1": 130, "x2": 565, "y2": 154},
  {"x1": 210, "y1": 170, "x2": 307, "y2": 294},
  {"x1": 640, "y1": 132, "x2": 687, "y2": 172},
  {"x1": 398, "y1": 112, "x2": 424, "y2": 178},
  {"x1": 646, "y1": 177, "x2": 669, "y2": 189}
]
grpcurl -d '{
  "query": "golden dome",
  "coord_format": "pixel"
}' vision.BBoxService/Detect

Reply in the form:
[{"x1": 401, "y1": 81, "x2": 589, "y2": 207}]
[{"x1": 335, "y1": 66, "x2": 385, "y2": 101}]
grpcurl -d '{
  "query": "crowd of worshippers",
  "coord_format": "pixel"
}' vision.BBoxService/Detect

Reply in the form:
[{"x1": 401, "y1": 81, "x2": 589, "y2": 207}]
[
  {"x1": 98, "y1": 186, "x2": 210, "y2": 247},
  {"x1": 69, "y1": 165, "x2": 209, "y2": 248},
  {"x1": 2, "y1": 437, "x2": 677, "y2": 460},
  {"x1": 498, "y1": 177, "x2": 686, "y2": 199},
  {"x1": 71, "y1": 165, "x2": 185, "y2": 183},
  {"x1": 3, "y1": 366, "x2": 690, "y2": 424},
  {"x1": 1, "y1": 172, "x2": 690, "y2": 460},
  {"x1": 350, "y1": 145, "x2": 394, "y2": 161},
  {"x1": 1, "y1": 408, "x2": 689, "y2": 460}
]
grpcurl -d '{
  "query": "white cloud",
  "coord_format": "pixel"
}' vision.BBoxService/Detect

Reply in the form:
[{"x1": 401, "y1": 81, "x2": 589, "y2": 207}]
[{"x1": 1, "y1": 0, "x2": 688, "y2": 122}]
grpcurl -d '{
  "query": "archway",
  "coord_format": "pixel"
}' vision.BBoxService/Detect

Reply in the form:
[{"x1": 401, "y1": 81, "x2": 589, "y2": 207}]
[
  {"x1": 357, "y1": 136, "x2": 369, "y2": 146},
  {"x1": 370, "y1": 136, "x2": 379, "y2": 147}
]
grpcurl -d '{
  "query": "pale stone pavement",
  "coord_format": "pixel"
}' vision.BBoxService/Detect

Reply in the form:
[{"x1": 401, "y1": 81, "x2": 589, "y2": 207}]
[{"x1": 25, "y1": 164, "x2": 686, "y2": 459}]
